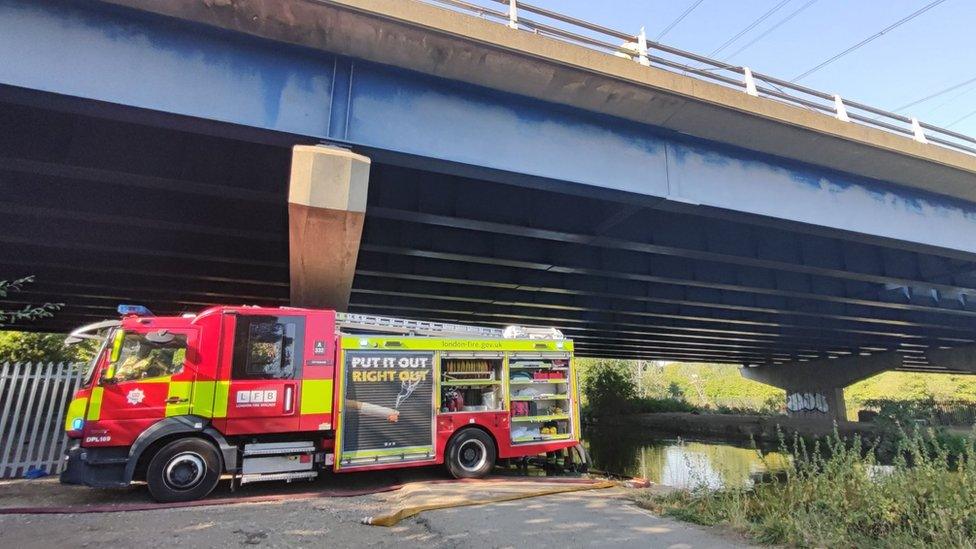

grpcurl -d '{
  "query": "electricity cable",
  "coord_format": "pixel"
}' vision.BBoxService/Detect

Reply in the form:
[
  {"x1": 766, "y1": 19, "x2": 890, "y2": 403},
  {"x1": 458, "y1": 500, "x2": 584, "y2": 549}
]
[
  {"x1": 923, "y1": 83, "x2": 976, "y2": 116},
  {"x1": 723, "y1": 0, "x2": 818, "y2": 61},
  {"x1": 890, "y1": 74, "x2": 976, "y2": 112},
  {"x1": 946, "y1": 107, "x2": 976, "y2": 129},
  {"x1": 792, "y1": 0, "x2": 948, "y2": 82},
  {"x1": 709, "y1": 0, "x2": 792, "y2": 57},
  {"x1": 655, "y1": 0, "x2": 705, "y2": 41}
]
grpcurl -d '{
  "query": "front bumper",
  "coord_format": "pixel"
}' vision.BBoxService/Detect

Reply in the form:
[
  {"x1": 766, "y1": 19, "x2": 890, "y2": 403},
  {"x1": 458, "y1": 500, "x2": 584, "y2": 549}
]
[{"x1": 60, "y1": 444, "x2": 130, "y2": 488}]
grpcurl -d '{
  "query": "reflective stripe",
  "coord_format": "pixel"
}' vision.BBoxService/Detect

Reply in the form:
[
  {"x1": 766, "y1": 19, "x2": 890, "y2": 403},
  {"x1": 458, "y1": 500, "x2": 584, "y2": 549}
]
[
  {"x1": 190, "y1": 381, "x2": 216, "y2": 418},
  {"x1": 300, "y1": 379, "x2": 334, "y2": 415},
  {"x1": 64, "y1": 396, "x2": 88, "y2": 431},
  {"x1": 140, "y1": 376, "x2": 172, "y2": 384},
  {"x1": 212, "y1": 381, "x2": 230, "y2": 418},
  {"x1": 86, "y1": 387, "x2": 103, "y2": 421},
  {"x1": 165, "y1": 381, "x2": 192, "y2": 417},
  {"x1": 343, "y1": 445, "x2": 432, "y2": 459}
]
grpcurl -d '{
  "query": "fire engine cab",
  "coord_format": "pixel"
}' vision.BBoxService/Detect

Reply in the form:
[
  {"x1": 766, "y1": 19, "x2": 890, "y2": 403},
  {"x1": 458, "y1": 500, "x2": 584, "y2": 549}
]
[{"x1": 61, "y1": 305, "x2": 580, "y2": 502}]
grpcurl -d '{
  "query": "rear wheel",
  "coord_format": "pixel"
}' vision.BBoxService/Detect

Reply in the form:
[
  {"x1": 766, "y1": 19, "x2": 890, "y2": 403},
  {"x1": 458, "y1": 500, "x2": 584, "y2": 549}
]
[
  {"x1": 446, "y1": 429, "x2": 496, "y2": 479},
  {"x1": 146, "y1": 438, "x2": 221, "y2": 502}
]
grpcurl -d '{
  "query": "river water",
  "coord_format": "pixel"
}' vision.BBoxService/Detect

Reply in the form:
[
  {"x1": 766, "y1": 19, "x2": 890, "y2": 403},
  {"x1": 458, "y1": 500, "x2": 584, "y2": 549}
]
[{"x1": 582, "y1": 426, "x2": 790, "y2": 490}]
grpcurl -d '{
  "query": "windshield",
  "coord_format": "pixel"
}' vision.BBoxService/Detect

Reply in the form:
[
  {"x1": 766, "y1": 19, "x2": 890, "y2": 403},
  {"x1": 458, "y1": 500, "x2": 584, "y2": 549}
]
[
  {"x1": 82, "y1": 332, "x2": 112, "y2": 388},
  {"x1": 109, "y1": 332, "x2": 188, "y2": 382}
]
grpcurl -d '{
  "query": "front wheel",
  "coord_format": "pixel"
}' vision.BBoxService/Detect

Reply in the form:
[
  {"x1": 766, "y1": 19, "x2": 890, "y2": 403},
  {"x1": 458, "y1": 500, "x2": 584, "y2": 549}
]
[
  {"x1": 146, "y1": 438, "x2": 221, "y2": 502},
  {"x1": 446, "y1": 429, "x2": 496, "y2": 479}
]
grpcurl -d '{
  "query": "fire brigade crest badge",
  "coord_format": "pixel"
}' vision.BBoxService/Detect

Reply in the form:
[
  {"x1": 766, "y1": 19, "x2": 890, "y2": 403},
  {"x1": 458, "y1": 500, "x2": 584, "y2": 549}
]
[{"x1": 126, "y1": 388, "x2": 145, "y2": 405}]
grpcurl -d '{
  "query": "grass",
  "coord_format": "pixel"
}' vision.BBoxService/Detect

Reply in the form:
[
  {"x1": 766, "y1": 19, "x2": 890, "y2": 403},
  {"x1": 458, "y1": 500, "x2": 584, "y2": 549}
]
[{"x1": 632, "y1": 429, "x2": 976, "y2": 548}]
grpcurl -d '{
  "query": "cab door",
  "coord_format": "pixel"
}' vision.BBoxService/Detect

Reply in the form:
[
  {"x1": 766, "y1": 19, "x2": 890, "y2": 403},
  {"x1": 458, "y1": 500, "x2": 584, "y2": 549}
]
[
  {"x1": 223, "y1": 313, "x2": 305, "y2": 435},
  {"x1": 86, "y1": 328, "x2": 197, "y2": 446}
]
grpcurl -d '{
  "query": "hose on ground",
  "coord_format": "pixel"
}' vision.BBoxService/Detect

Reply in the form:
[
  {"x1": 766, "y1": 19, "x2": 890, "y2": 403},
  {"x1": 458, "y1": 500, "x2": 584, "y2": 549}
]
[{"x1": 361, "y1": 479, "x2": 617, "y2": 527}]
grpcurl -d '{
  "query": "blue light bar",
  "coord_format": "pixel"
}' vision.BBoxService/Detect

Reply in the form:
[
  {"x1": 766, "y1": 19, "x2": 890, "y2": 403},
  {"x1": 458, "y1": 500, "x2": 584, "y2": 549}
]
[{"x1": 117, "y1": 304, "x2": 153, "y2": 317}]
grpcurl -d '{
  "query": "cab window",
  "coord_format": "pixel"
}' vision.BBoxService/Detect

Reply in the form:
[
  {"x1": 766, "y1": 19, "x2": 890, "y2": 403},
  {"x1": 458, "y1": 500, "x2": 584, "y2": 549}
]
[
  {"x1": 110, "y1": 332, "x2": 187, "y2": 382},
  {"x1": 232, "y1": 315, "x2": 304, "y2": 380}
]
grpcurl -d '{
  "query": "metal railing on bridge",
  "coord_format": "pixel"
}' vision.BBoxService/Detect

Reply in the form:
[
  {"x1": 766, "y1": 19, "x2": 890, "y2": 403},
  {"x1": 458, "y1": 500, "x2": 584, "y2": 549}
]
[
  {"x1": 421, "y1": 0, "x2": 976, "y2": 156},
  {"x1": 0, "y1": 362, "x2": 84, "y2": 479}
]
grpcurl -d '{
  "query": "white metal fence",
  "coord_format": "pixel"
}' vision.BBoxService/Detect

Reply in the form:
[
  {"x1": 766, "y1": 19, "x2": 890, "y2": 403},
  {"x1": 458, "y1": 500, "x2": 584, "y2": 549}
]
[
  {"x1": 0, "y1": 362, "x2": 85, "y2": 479},
  {"x1": 419, "y1": 0, "x2": 976, "y2": 156}
]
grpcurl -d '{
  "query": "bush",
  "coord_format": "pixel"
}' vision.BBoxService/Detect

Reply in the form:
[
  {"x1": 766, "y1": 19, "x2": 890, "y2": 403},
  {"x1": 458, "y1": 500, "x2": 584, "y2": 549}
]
[
  {"x1": 580, "y1": 360, "x2": 635, "y2": 415},
  {"x1": 634, "y1": 429, "x2": 976, "y2": 548},
  {"x1": 862, "y1": 397, "x2": 976, "y2": 427},
  {"x1": 0, "y1": 331, "x2": 96, "y2": 363},
  {"x1": 628, "y1": 396, "x2": 698, "y2": 414}
]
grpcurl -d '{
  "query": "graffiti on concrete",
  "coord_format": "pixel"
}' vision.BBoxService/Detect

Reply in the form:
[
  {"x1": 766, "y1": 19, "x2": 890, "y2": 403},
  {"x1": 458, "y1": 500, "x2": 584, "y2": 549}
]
[{"x1": 786, "y1": 391, "x2": 830, "y2": 414}]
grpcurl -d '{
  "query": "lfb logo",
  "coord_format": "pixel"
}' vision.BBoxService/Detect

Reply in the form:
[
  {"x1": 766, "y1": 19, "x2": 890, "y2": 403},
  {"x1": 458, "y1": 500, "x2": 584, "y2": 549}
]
[
  {"x1": 126, "y1": 388, "x2": 145, "y2": 405},
  {"x1": 235, "y1": 390, "x2": 277, "y2": 408}
]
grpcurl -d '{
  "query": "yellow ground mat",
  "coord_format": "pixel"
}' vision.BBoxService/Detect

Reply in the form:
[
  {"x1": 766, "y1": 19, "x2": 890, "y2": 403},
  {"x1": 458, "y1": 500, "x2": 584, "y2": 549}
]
[{"x1": 362, "y1": 477, "x2": 616, "y2": 526}]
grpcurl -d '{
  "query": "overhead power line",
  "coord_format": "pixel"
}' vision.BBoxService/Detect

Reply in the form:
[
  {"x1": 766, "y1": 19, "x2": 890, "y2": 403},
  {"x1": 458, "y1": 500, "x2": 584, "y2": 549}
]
[
  {"x1": 656, "y1": 0, "x2": 705, "y2": 41},
  {"x1": 946, "y1": 108, "x2": 976, "y2": 129},
  {"x1": 791, "y1": 0, "x2": 948, "y2": 82},
  {"x1": 723, "y1": 0, "x2": 818, "y2": 61},
  {"x1": 891, "y1": 74, "x2": 976, "y2": 112},
  {"x1": 922, "y1": 82, "x2": 976, "y2": 116},
  {"x1": 709, "y1": 0, "x2": 792, "y2": 58}
]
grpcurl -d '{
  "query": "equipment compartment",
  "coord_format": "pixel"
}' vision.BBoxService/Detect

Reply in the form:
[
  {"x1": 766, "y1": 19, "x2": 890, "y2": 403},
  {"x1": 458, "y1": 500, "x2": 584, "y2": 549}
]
[
  {"x1": 507, "y1": 353, "x2": 576, "y2": 444},
  {"x1": 439, "y1": 354, "x2": 504, "y2": 412}
]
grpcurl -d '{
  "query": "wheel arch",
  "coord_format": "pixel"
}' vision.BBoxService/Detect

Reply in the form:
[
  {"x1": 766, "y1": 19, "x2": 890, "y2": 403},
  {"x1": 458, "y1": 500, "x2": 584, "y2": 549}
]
[
  {"x1": 125, "y1": 416, "x2": 236, "y2": 483},
  {"x1": 444, "y1": 424, "x2": 499, "y2": 461}
]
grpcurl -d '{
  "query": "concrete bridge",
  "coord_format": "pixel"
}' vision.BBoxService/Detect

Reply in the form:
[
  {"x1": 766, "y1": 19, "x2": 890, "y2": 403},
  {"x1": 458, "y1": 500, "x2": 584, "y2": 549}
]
[{"x1": 3, "y1": 0, "x2": 976, "y2": 418}]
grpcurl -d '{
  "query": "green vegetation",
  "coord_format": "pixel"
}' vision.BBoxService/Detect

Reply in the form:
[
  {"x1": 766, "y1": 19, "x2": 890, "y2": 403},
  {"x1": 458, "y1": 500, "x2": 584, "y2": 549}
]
[
  {"x1": 635, "y1": 430, "x2": 976, "y2": 548},
  {"x1": 578, "y1": 359, "x2": 636, "y2": 415},
  {"x1": 579, "y1": 358, "x2": 976, "y2": 421},
  {"x1": 0, "y1": 331, "x2": 96, "y2": 363},
  {"x1": 848, "y1": 370, "x2": 976, "y2": 403},
  {"x1": 0, "y1": 276, "x2": 62, "y2": 327},
  {"x1": 577, "y1": 358, "x2": 784, "y2": 416},
  {"x1": 847, "y1": 371, "x2": 976, "y2": 421}
]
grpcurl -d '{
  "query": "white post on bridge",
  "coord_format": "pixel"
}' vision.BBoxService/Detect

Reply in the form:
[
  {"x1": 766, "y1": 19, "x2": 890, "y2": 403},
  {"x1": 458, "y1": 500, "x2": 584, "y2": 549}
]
[
  {"x1": 637, "y1": 26, "x2": 650, "y2": 66},
  {"x1": 508, "y1": 0, "x2": 518, "y2": 29},
  {"x1": 743, "y1": 67, "x2": 758, "y2": 97},
  {"x1": 834, "y1": 94, "x2": 850, "y2": 122},
  {"x1": 911, "y1": 117, "x2": 929, "y2": 144}
]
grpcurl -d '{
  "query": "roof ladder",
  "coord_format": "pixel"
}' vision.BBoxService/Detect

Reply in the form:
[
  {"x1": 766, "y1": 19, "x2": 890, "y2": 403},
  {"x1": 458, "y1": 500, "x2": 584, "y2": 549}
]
[{"x1": 336, "y1": 312, "x2": 505, "y2": 338}]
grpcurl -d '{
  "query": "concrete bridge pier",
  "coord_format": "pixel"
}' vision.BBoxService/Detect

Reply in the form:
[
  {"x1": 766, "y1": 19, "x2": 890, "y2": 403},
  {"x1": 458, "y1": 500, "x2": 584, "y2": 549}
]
[
  {"x1": 288, "y1": 145, "x2": 370, "y2": 311},
  {"x1": 741, "y1": 353, "x2": 902, "y2": 421}
]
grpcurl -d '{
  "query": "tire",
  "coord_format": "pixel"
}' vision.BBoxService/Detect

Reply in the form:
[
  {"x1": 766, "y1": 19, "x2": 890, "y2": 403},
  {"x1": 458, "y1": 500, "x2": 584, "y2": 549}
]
[
  {"x1": 446, "y1": 428, "x2": 496, "y2": 479},
  {"x1": 146, "y1": 438, "x2": 222, "y2": 503}
]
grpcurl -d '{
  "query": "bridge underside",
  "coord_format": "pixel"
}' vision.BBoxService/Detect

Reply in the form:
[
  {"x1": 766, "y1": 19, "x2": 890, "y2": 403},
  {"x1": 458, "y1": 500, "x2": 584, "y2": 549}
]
[{"x1": 5, "y1": 92, "x2": 976, "y2": 374}]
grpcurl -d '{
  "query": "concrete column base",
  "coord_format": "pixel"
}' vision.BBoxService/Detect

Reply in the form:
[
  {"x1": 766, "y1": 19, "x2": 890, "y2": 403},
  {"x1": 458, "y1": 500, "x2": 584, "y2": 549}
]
[
  {"x1": 741, "y1": 352, "x2": 901, "y2": 421},
  {"x1": 784, "y1": 387, "x2": 846, "y2": 420},
  {"x1": 288, "y1": 145, "x2": 370, "y2": 311}
]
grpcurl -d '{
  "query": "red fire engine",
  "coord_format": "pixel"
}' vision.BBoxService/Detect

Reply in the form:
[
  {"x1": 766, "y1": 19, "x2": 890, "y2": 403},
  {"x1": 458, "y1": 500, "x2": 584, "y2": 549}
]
[{"x1": 61, "y1": 305, "x2": 581, "y2": 502}]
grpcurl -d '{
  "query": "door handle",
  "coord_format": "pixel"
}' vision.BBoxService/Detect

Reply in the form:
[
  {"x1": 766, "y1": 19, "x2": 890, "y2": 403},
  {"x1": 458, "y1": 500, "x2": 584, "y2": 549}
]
[
  {"x1": 284, "y1": 385, "x2": 295, "y2": 414},
  {"x1": 165, "y1": 397, "x2": 188, "y2": 404}
]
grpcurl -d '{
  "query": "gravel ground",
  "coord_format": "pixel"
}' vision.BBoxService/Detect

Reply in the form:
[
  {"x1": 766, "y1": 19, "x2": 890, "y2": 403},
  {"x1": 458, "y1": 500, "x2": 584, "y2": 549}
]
[{"x1": 0, "y1": 468, "x2": 751, "y2": 548}]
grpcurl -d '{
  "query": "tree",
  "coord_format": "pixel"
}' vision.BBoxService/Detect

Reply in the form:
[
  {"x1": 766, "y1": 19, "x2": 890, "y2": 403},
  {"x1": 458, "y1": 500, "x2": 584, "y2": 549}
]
[
  {"x1": 0, "y1": 276, "x2": 62, "y2": 327},
  {"x1": 580, "y1": 359, "x2": 636, "y2": 415},
  {"x1": 666, "y1": 381, "x2": 685, "y2": 400},
  {"x1": 0, "y1": 331, "x2": 96, "y2": 363}
]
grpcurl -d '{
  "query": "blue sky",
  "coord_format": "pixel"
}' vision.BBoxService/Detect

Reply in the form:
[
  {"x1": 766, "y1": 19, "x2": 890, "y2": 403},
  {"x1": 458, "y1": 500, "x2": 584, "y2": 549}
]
[{"x1": 468, "y1": 1, "x2": 976, "y2": 136}]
